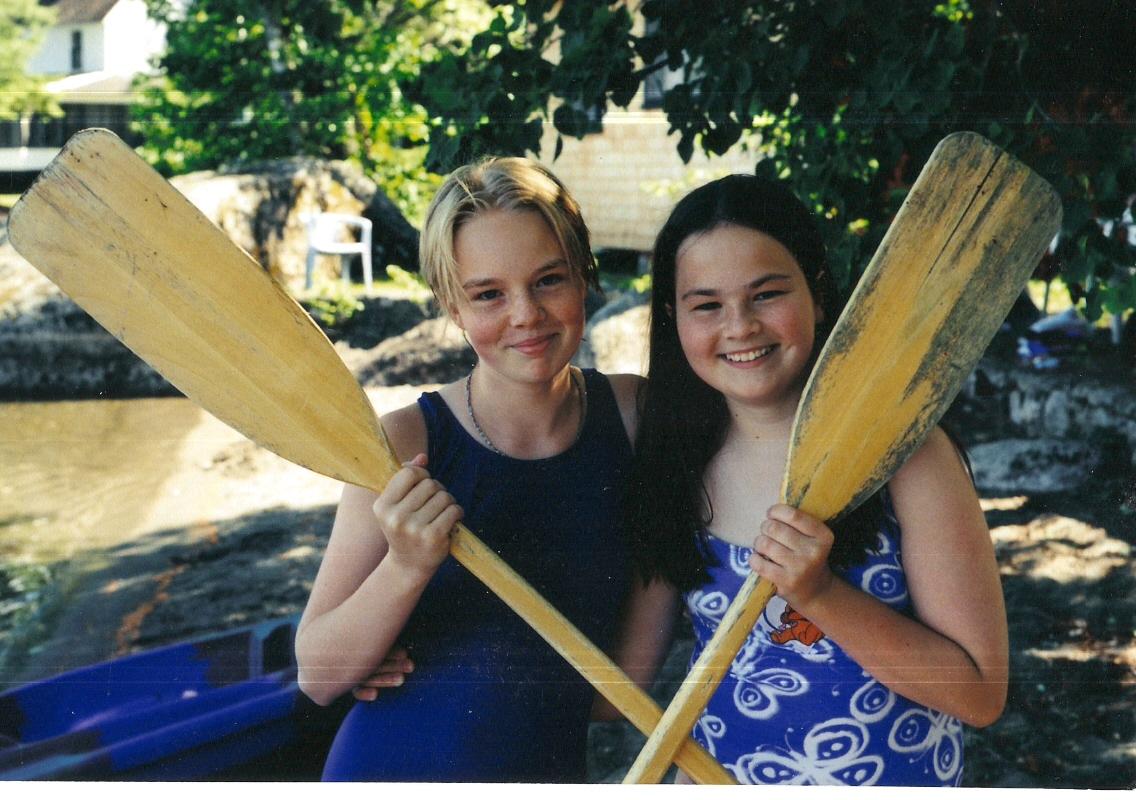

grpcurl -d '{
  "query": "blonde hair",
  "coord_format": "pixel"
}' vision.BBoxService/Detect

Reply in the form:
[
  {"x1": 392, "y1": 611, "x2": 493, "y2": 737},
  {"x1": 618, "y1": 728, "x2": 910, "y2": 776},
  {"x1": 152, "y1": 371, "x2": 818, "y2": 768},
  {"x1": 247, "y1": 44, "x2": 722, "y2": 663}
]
[{"x1": 419, "y1": 156, "x2": 599, "y2": 315}]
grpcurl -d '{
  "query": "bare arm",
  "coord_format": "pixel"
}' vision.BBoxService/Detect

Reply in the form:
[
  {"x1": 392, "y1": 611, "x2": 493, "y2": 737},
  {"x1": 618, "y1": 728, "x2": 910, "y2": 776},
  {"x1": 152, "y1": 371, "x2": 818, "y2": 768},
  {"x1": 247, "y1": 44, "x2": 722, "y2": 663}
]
[
  {"x1": 605, "y1": 372, "x2": 645, "y2": 444},
  {"x1": 295, "y1": 404, "x2": 463, "y2": 706},
  {"x1": 751, "y1": 427, "x2": 1009, "y2": 727},
  {"x1": 591, "y1": 372, "x2": 675, "y2": 721},
  {"x1": 592, "y1": 577, "x2": 680, "y2": 721}
]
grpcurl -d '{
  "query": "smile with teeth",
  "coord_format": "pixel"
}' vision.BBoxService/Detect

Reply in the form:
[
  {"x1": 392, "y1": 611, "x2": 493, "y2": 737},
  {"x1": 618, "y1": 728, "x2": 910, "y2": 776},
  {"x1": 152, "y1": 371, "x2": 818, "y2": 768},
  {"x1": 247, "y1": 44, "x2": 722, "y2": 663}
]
[{"x1": 722, "y1": 344, "x2": 775, "y2": 363}]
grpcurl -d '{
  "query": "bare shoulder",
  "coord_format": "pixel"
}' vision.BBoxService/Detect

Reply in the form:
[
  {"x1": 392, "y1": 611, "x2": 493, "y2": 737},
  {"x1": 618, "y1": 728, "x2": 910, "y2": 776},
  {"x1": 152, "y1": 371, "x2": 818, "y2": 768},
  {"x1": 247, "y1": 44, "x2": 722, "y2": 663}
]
[
  {"x1": 601, "y1": 372, "x2": 645, "y2": 444},
  {"x1": 888, "y1": 426, "x2": 986, "y2": 540},
  {"x1": 889, "y1": 426, "x2": 971, "y2": 493},
  {"x1": 379, "y1": 400, "x2": 429, "y2": 463}
]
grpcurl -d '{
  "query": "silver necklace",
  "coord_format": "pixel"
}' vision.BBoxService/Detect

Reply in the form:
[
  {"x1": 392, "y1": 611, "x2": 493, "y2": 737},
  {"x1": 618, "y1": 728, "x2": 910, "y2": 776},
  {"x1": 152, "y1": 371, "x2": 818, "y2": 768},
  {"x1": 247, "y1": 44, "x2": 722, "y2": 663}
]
[{"x1": 466, "y1": 368, "x2": 586, "y2": 457}]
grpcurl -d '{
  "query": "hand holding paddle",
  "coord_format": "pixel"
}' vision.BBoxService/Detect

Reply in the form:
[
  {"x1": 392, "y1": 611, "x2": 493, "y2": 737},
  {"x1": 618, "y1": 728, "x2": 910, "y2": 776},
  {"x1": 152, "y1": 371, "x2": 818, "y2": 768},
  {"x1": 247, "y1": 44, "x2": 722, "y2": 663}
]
[
  {"x1": 622, "y1": 132, "x2": 1062, "y2": 783},
  {"x1": 7, "y1": 129, "x2": 733, "y2": 784}
]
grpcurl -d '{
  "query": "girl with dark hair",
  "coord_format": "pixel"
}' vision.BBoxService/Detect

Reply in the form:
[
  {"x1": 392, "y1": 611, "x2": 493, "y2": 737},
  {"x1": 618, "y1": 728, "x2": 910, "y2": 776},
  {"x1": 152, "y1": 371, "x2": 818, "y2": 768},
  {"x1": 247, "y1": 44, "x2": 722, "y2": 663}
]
[{"x1": 625, "y1": 174, "x2": 1008, "y2": 786}]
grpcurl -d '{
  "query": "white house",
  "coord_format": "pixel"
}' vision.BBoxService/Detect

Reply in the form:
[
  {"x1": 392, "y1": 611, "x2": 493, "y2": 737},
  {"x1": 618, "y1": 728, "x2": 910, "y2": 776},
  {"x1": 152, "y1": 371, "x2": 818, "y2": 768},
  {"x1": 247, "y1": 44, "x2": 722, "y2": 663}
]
[{"x1": 0, "y1": 0, "x2": 165, "y2": 180}]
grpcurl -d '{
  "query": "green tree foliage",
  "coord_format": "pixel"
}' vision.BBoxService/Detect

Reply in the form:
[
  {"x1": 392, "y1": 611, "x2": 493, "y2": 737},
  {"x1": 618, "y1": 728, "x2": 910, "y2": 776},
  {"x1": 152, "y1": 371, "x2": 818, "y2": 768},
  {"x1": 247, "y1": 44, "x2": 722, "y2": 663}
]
[
  {"x1": 0, "y1": 0, "x2": 57, "y2": 118},
  {"x1": 135, "y1": 0, "x2": 488, "y2": 221},
  {"x1": 408, "y1": 0, "x2": 1136, "y2": 319}
]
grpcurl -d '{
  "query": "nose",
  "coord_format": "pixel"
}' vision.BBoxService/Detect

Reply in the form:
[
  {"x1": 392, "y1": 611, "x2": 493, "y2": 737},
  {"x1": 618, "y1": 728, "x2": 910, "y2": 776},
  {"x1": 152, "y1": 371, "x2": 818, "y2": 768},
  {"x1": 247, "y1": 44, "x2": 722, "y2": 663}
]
[
  {"x1": 510, "y1": 291, "x2": 545, "y2": 326},
  {"x1": 724, "y1": 303, "x2": 761, "y2": 338}
]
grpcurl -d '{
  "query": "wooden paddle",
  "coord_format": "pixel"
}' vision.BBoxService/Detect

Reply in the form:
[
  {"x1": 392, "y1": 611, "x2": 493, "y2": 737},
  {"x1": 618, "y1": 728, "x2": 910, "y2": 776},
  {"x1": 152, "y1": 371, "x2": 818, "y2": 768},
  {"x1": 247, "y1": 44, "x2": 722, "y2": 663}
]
[
  {"x1": 6, "y1": 128, "x2": 734, "y2": 785},
  {"x1": 623, "y1": 131, "x2": 1063, "y2": 783}
]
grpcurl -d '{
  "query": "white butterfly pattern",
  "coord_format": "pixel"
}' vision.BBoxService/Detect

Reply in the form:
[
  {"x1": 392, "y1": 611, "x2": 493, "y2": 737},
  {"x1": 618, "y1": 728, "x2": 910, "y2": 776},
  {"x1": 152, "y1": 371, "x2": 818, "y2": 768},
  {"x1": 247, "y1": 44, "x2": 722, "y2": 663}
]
[
  {"x1": 860, "y1": 563, "x2": 908, "y2": 606},
  {"x1": 733, "y1": 718, "x2": 885, "y2": 785},
  {"x1": 849, "y1": 678, "x2": 896, "y2": 723},
  {"x1": 731, "y1": 667, "x2": 809, "y2": 720},
  {"x1": 888, "y1": 708, "x2": 965, "y2": 783},
  {"x1": 693, "y1": 713, "x2": 727, "y2": 758},
  {"x1": 682, "y1": 517, "x2": 964, "y2": 785},
  {"x1": 687, "y1": 589, "x2": 730, "y2": 629},
  {"x1": 727, "y1": 542, "x2": 752, "y2": 576}
]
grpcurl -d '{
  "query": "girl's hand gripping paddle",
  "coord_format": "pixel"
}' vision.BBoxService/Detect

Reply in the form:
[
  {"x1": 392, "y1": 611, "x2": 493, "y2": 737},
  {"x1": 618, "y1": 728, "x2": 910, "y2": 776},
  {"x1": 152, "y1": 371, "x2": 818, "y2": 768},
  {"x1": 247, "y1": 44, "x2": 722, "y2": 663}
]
[
  {"x1": 623, "y1": 131, "x2": 1063, "y2": 783},
  {"x1": 6, "y1": 129, "x2": 734, "y2": 784}
]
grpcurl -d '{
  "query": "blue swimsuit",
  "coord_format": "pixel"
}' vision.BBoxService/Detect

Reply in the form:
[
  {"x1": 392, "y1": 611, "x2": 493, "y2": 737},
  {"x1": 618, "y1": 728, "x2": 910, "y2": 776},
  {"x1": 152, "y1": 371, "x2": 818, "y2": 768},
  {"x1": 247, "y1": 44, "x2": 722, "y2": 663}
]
[
  {"x1": 321, "y1": 370, "x2": 632, "y2": 782},
  {"x1": 684, "y1": 502, "x2": 965, "y2": 786}
]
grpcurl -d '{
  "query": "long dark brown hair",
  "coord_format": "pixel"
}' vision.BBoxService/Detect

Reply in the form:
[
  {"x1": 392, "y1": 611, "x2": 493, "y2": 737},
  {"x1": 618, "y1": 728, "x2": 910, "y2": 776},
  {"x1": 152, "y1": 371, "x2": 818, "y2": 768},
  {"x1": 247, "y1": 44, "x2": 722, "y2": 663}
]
[{"x1": 625, "y1": 174, "x2": 886, "y2": 592}]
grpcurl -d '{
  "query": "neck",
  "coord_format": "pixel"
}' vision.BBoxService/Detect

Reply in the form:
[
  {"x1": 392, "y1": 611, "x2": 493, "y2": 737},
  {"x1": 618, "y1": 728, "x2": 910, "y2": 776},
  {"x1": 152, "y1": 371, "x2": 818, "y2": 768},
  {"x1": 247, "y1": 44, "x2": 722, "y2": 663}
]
[
  {"x1": 471, "y1": 363, "x2": 576, "y2": 411},
  {"x1": 467, "y1": 364, "x2": 583, "y2": 457},
  {"x1": 724, "y1": 392, "x2": 800, "y2": 441}
]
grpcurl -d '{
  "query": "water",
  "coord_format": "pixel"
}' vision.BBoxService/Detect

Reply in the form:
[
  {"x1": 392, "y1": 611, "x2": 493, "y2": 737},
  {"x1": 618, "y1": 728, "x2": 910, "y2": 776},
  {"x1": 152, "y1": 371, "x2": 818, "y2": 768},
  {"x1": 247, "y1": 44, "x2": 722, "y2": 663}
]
[
  {"x1": 0, "y1": 395, "x2": 340, "y2": 680},
  {"x1": 0, "y1": 386, "x2": 427, "y2": 680},
  {"x1": 2, "y1": 397, "x2": 216, "y2": 565}
]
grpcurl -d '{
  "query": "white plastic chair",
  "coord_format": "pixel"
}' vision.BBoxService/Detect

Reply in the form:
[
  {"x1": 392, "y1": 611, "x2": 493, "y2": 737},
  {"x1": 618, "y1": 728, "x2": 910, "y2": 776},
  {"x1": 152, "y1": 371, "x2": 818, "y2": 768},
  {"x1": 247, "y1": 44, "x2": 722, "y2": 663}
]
[{"x1": 304, "y1": 213, "x2": 373, "y2": 292}]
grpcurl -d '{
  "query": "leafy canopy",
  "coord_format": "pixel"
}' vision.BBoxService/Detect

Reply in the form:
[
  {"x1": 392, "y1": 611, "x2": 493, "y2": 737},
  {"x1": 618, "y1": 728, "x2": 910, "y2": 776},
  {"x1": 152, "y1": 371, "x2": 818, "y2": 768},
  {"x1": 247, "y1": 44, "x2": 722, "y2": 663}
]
[
  {"x1": 408, "y1": 0, "x2": 1136, "y2": 319},
  {"x1": 0, "y1": 0, "x2": 57, "y2": 118},
  {"x1": 135, "y1": 0, "x2": 490, "y2": 222}
]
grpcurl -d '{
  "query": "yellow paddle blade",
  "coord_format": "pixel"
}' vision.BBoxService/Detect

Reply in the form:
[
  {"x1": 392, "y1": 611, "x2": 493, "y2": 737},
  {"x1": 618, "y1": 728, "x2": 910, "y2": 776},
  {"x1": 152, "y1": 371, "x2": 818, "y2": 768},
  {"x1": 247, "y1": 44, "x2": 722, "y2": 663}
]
[
  {"x1": 785, "y1": 130, "x2": 1063, "y2": 518},
  {"x1": 7, "y1": 128, "x2": 398, "y2": 491},
  {"x1": 623, "y1": 131, "x2": 1062, "y2": 783}
]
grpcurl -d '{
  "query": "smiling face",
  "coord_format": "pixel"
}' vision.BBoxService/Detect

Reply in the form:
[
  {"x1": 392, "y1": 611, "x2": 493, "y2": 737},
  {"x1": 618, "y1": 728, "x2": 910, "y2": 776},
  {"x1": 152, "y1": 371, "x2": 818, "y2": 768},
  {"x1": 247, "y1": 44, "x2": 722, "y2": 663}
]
[
  {"x1": 450, "y1": 207, "x2": 587, "y2": 386},
  {"x1": 673, "y1": 223, "x2": 823, "y2": 418}
]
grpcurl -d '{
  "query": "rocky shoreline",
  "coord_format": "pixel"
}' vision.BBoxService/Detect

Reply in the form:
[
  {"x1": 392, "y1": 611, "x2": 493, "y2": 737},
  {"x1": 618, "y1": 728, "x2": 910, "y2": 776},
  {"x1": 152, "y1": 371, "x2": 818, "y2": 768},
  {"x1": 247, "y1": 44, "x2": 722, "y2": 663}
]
[{"x1": 2, "y1": 232, "x2": 1134, "y2": 786}]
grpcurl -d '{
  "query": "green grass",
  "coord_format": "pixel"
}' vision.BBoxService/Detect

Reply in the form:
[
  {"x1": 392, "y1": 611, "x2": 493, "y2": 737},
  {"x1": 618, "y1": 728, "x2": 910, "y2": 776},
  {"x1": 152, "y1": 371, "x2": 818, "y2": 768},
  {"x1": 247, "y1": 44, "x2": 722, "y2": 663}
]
[{"x1": 300, "y1": 264, "x2": 434, "y2": 304}]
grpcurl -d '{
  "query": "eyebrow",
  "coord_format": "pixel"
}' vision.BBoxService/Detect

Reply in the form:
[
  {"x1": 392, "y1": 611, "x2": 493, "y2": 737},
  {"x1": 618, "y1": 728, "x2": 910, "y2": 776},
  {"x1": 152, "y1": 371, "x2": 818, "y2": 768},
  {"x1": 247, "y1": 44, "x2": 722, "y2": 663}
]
[
  {"x1": 679, "y1": 273, "x2": 792, "y2": 301},
  {"x1": 461, "y1": 258, "x2": 570, "y2": 290}
]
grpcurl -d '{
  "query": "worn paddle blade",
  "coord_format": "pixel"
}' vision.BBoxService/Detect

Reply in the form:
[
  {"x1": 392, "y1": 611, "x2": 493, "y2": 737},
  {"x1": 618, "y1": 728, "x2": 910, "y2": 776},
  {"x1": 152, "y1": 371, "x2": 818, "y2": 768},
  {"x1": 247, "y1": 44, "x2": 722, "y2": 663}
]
[
  {"x1": 785, "y1": 130, "x2": 1063, "y2": 517},
  {"x1": 8, "y1": 128, "x2": 398, "y2": 488},
  {"x1": 623, "y1": 131, "x2": 1063, "y2": 783},
  {"x1": 8, "y1": 129, "x2": 734, "y2": 784}
]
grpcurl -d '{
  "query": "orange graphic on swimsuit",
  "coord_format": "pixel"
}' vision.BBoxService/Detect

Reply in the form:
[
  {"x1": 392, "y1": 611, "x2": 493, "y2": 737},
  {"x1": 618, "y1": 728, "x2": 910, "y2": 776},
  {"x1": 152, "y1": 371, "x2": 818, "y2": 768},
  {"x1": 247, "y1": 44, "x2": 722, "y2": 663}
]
[{"x1": 770, "y1": 606, "x2": 825, "y2": 647}]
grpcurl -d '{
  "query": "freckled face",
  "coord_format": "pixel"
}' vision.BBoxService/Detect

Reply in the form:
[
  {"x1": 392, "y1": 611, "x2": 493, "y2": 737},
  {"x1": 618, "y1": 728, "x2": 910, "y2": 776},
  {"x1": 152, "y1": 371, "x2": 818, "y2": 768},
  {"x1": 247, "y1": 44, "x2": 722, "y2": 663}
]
[
  {"x1": 674, "y1": 223, "x2": 822, "y2": 416},
  {"x1": 450, "y1": 208, "x2": 586, "y2": 385}
]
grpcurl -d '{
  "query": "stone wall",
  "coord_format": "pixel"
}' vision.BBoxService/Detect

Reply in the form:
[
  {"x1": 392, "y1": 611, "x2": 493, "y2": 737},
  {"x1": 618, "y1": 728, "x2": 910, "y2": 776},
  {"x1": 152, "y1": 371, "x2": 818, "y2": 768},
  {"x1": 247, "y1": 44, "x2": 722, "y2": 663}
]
[
  {"x1": 171, "y1": 158, "x2": 419, "y2": 292},
  {"x1": 959, "y1": 360, "x2": 1136, "y2": 466}
]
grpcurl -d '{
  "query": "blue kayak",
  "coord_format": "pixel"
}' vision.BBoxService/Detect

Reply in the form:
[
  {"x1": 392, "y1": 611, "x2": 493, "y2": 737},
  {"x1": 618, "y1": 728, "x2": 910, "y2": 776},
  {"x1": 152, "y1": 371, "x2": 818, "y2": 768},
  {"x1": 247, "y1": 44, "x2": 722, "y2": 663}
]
[{"x1": 0, "y1": 616, "x2": 347, "y2": 780}]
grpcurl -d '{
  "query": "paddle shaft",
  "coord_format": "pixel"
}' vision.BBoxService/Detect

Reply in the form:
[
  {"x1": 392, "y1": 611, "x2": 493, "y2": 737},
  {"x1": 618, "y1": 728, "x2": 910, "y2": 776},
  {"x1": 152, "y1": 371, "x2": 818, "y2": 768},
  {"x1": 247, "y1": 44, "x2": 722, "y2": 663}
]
[
  {"x1": 623, "y1": 132, "x2": 1063, "y2": 782},
  {"x1": 7, "y1": 129, "x2": 733, "y2": 784}
]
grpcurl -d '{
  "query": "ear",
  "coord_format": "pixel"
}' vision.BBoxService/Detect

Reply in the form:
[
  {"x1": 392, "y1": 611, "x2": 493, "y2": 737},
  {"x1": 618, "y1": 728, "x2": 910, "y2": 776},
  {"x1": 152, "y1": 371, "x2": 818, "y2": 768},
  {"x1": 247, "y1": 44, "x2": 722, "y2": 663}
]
[{"x1": 664, "y1": 302, "x2": 675, "y2": 318}]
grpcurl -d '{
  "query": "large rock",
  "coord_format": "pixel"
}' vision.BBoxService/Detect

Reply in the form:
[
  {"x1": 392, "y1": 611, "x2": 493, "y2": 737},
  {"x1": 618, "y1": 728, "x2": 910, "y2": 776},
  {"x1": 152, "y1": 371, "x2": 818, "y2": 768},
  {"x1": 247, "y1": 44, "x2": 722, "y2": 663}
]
[
  {"x1": 0, "y1": 292, "x2": 174, "y2": 400},
  {"x1": 350, "y1": 316, "x2": 475, "y2": 388},
  {"x1": 955, "y1": 357, "x2": 1136, "y2": 467},
  {"x1": 0, "y1": 278, "x2": 435, "y2": 400},
  {"x1": 171, "y1": 158, "x2": 419, "y2": 291},
  {"x1": 968, "y1": 438, "x2": 1103, "y2": 494},
  {"x1": 0, "y1": 160, "x2": 424, "y2": 399},
  {"x1": 575, "y1": 290, "x2": 650, "y2": 375}
]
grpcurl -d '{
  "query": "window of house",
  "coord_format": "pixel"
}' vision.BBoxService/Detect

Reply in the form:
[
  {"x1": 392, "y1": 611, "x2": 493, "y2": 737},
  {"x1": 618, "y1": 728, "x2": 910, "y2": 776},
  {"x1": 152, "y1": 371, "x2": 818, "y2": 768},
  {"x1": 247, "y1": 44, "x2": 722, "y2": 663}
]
[
  {"x1": 0, "y1": 120, "x2": 22, "y2": 148},
  {"x1": 642, "y1": 68, "x2": 666, "y2": 110},
  {"x1": 579, "y1": 103, "x2": 604, "y2": 135},
  {"x1": 643, "y1": 60, "x2": 686, "y2": 110},
  {"x1": 641, "y1": 19, "x2": 687, "y2": 110},
  {"x1": 71, "y1": 30, "x2": 83, "y2": 73}
]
